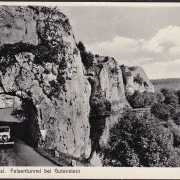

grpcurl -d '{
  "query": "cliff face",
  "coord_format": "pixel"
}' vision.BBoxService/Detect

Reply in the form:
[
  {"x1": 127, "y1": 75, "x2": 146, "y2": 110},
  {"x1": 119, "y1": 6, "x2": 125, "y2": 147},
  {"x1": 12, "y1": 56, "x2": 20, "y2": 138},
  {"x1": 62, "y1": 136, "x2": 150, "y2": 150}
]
[
  {"x1": 86, "y1": 56, "x2": 129, "y2": 113},
  {"x1": 121, "y1": 66, "x2": 154, "y2": 95},
  {"x1": 0, "y1": 6, "x2": 91, "y2": 158}
]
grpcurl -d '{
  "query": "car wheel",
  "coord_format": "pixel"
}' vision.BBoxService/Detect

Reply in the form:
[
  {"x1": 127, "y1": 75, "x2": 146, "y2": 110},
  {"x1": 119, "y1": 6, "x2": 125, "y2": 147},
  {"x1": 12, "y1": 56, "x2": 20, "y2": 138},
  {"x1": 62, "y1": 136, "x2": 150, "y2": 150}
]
[{"x1": 2, "y1": 135, "x2": 8, "y2": 142}]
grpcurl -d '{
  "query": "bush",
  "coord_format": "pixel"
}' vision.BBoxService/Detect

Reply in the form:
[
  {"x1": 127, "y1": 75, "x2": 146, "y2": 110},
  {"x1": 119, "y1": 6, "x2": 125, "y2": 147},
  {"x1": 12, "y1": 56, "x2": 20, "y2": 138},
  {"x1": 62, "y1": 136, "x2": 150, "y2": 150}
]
[
  {"x1": 144, "y1": 81, "x2": 148, "y2": 87},
  {"x1": 101, "y1": 110, "x2": 180, "y2": 167},
  {"x1": 103, "y1": 56, "x2": 109, "y2": 63},
  {"x1": 111, "y1": 67, "x2": 119, "y2": 75},
  {"x1": 120, "y1": 65, "x2": 125, "y2": 70}
]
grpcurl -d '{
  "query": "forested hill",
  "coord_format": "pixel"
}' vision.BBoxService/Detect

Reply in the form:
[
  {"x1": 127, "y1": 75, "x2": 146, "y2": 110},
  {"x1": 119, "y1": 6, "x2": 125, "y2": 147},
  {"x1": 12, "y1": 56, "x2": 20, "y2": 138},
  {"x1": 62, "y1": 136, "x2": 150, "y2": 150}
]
[{"x1": 151, "y1": 78, "x2": 180, "y2": 92}]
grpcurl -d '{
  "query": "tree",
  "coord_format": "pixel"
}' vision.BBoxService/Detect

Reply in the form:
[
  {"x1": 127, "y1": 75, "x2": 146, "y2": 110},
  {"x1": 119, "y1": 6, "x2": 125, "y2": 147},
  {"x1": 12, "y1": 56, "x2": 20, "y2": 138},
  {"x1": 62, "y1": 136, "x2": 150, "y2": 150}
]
[
  {"x1": 173, "y1": 112, "x2": 180, "y2": 127},
  {"x1": 176, "y1": 90, "x2": 180, "y2": 105},
  {"x1": 150, "y1": 103, "x2": 170, "y2": 121},
  {"x1": 101, "y1": 109, "x2": 180, "y2": 167},
  {"x1": 90, "y1": 93, "x2": 111, "y2": 116},
  {"x1": 156, "y1": 92, "x2": 165, "y2": 103},
  {"x1": 77, "y1": 41, "x2": 94, "y2": 68},
  {"x1": 161, "y1": 89, "x2": 178, "y2": 108},
  {"x1": 127, "y1": 90, "x2": 144, "y2": 108},
  {"x1": 77, "y1": 41, "x2": 86, "y2": 52},
  {"x1": 149, "y1": 92, "x2": 157, "y2": 103},
  {"x1": 127, "y1": 90, "x2": 156, "y2": 108}
]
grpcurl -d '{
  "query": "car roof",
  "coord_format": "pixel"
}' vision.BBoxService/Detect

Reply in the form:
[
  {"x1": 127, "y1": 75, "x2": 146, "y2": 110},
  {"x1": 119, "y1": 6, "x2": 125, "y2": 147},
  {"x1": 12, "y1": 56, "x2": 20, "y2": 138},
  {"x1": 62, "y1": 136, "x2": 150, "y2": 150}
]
[{"x1": 0, "y1": 126, "x2": 10, "y2": 129}]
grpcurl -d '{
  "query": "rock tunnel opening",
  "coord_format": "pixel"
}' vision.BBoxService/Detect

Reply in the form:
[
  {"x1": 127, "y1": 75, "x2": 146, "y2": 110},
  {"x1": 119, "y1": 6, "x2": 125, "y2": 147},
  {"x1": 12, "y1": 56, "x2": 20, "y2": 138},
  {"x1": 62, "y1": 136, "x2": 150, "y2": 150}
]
[{"x1": 0, "y1": 92, "x2": 42, "y2": 148}]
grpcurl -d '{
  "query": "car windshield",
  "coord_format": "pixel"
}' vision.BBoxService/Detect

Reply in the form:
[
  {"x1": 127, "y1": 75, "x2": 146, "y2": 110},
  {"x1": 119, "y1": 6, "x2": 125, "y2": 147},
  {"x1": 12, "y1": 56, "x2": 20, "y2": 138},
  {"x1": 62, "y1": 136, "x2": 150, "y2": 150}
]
[{"x1": 0, "y1": 128, "x2": 9, "y2": 132}]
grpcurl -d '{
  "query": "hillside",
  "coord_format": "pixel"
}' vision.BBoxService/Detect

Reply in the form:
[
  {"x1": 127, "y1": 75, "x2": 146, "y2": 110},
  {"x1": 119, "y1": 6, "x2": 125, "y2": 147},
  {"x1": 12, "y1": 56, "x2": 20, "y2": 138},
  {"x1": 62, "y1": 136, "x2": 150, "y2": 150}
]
[{"x1": 151, "y1": 78, "x2": 180, "y2": 92}]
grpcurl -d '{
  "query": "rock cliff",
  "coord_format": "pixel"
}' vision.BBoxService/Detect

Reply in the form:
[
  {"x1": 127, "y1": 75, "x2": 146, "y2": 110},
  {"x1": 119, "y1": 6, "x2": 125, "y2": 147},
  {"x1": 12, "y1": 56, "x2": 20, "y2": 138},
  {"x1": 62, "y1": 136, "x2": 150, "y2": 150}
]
[
  {"x1": 0, "y1": 6, "x2": 91, "y2": 158},
  {"x1": 85, "y1": 56, "x2": 129, "y2": 114},
  {"x1": 121, "y1": 65, "x2": 154, "y2": 95}
]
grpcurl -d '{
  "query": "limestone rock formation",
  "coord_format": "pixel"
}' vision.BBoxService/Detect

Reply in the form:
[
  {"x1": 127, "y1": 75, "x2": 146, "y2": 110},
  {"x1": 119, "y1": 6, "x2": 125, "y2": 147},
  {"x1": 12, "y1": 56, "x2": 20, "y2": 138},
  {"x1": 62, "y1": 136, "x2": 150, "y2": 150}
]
[
  {"x1": 0, "y1": 6, "x2": 91, "y2": 158},
  {"x1": 86, "y1": 56, "x2": 129, "y2": 113},
  {"x1": 121, "y1": 65, "x2": 154, "y2": 95}
]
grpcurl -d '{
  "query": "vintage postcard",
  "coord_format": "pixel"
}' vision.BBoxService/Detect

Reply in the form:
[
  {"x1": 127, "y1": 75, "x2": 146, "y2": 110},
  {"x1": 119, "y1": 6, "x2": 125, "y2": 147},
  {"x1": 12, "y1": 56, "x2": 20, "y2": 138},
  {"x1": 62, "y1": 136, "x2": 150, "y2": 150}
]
[{"x1": 0, "y1": 1, "x2": 180, "y2": 179}]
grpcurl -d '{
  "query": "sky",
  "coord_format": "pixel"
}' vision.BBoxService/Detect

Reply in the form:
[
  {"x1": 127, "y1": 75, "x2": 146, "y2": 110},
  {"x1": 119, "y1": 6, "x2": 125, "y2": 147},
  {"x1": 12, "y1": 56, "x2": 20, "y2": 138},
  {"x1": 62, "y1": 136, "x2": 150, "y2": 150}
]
[{"x1": 60, "y1": 5, "x2": 180, "y2": 79}]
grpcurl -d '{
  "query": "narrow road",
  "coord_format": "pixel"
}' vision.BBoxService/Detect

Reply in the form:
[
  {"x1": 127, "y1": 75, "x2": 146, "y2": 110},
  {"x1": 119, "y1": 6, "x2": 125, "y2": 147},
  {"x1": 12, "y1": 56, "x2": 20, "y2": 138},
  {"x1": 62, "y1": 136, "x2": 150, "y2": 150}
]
[{"x1": 0, "y1": 138, "x2": 56, "y2": 166}]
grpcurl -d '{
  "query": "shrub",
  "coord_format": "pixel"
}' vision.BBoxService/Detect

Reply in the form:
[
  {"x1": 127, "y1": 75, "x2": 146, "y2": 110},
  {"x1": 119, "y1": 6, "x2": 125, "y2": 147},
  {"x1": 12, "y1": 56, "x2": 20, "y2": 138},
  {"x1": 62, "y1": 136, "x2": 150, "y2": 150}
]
[
  {"x1": 59, "y1": 58, "x2": 67, "y2": 70},
  {"x1": 44, "y1": 69, "x2": 50, "y2": 74},
  {"x1": 57, "y1": 75, "x2": 65, "y2": 85},
  {"x1": 73, "y1": 48, "x2": 78, "y2": 55},
  {"x1": 144, "y1": 81, "x2": 148, "y2": 87},
  {"x1": 103, "y1": 56, "x2": 109, "y2": 63},
  {"x1": 120, "y1": 65, "x2": 125, "y2": 70},
  {"x1": 111, "y1": 67, "x2": 119, "y2": 75}
]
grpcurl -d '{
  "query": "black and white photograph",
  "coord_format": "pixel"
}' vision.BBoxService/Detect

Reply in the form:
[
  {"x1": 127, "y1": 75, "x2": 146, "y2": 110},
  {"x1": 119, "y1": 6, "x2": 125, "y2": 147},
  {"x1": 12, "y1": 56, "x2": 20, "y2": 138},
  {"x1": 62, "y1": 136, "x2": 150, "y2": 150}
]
[{"x1": 1, "y1": 2, "x2": 180, "y2": 169}]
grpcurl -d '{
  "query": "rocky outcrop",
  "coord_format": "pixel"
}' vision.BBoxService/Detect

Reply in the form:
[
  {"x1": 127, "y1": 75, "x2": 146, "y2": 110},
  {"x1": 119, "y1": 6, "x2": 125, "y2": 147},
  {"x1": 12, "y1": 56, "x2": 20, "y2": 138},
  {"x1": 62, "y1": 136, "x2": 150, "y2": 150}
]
[
  {"x1": 86, "y1": 56, "x2": 129, "y2": 113},
  {"x1": 121, "y1": 65, "x2": 154, "y2": 95},
  {"x1": 0, "y1": 6, "x2": 91, "y2": 158}
]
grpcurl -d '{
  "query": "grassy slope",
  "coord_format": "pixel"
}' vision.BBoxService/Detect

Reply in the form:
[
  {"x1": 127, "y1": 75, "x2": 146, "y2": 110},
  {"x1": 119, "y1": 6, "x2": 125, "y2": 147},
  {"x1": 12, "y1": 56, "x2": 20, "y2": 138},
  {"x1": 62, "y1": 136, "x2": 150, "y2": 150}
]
[{"x1": 151, "y1": 78, "x2": 180, "y2": 92}]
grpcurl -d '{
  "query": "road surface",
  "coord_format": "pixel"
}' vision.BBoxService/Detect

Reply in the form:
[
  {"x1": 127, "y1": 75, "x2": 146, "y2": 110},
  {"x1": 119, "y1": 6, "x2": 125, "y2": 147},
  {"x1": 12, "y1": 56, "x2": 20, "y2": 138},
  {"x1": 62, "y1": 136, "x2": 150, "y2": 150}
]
[{"x1": 0, "y1": 139, "x2": 56, "y2": 166}]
